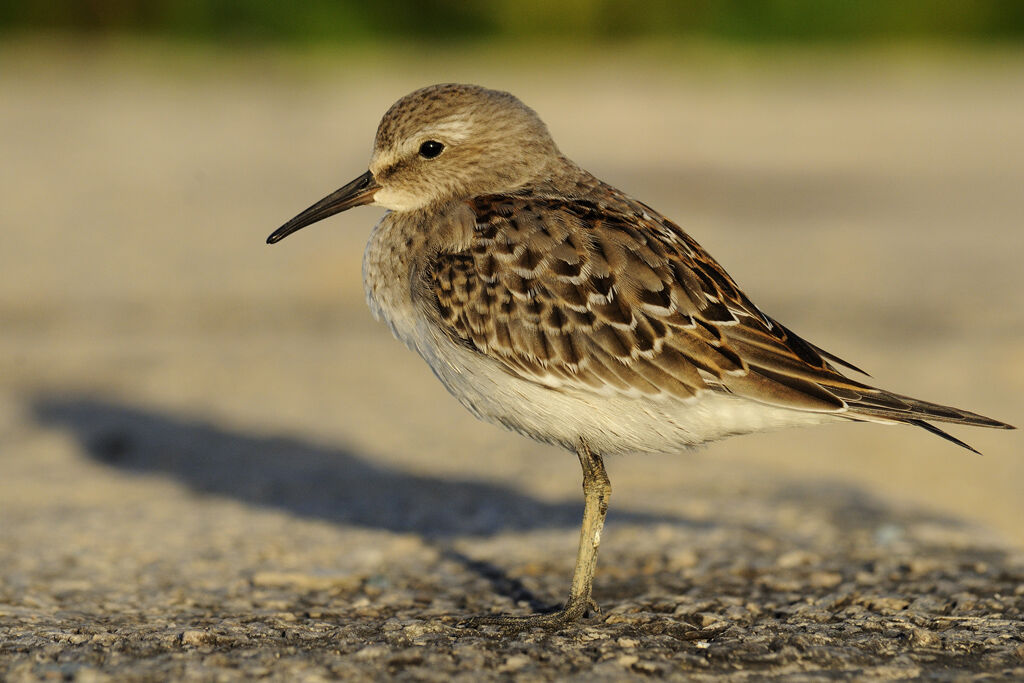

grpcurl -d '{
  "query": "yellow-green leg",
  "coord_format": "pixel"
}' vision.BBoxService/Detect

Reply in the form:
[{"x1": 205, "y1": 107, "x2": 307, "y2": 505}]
[{"x1": 462, "y1": 439, "x2": 611, "y2": 631}]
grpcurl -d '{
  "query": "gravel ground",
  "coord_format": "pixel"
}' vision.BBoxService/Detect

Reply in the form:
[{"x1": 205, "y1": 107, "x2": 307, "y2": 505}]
[
  {"x1": 4, "y1": 392, "x2": 1023, "y2": 680},
  {"x1": 1, "y1": 42, "x2": 1022, "y2": 680}
]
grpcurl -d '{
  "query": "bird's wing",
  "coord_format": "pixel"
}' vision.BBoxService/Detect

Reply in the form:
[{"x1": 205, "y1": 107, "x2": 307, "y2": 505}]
[{"x1": 424, "y1": 192, "x2": 887, "y2": 413}]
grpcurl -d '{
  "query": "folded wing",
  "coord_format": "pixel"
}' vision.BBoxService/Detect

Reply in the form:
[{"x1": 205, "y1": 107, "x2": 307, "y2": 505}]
[{"x1": 424, "y1": 190, "x2": 1012, "y2": 447}]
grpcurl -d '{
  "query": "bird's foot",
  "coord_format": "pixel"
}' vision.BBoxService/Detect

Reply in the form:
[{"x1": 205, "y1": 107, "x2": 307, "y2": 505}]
[{"x1": 458, "y1": 597, "x2": 600, "y2": 633}]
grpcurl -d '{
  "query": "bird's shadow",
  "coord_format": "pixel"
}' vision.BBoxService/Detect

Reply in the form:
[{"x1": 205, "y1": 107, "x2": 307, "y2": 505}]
[
  {"x1": 30, "y1": 394, "x2": 716, "y2": 611},
  {"x1": 29, "y1": 394, "x2": 705, "y2": 538},
  {"x1": 28, "y1": 394, "x2": 1004, "y2": 611}
]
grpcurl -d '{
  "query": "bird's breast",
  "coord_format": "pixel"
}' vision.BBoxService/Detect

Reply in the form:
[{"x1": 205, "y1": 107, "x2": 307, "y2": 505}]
[
  {"x1": 362, "y1": 212, "x2": 425, "y2": 350},
  {"x1": 362, "y1": 204, "x2": 476, "y2": 351}
]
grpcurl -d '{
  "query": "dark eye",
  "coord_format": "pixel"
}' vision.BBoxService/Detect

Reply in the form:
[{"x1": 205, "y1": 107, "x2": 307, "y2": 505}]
[{"x1": 418, "y1": 140, "x2": 444, "y2": 159}]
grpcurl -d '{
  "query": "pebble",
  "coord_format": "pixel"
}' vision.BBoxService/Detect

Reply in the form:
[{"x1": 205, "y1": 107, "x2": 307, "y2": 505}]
[
  {"x1": 353, "y1": 645, "x2": 390, "y2": 660},
  {"x1": 180, "y1": 630, "x2": 214, "y2": 647},
  {"x1": 497, "y1": 655, "x2": 530, "y2": 673}
]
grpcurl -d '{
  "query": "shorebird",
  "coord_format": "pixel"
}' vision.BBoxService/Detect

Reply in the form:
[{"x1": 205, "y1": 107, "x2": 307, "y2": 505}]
[{"x1": 267, "y1": 83, "x2": 1013, "y2": 629}]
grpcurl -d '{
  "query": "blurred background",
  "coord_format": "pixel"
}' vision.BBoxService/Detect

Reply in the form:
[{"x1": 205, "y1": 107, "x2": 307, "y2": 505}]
[
  {"x1": 2, "y1": 0, "x2": 1024, "y2": 43},
  {"x1": 1, "y1": 0, "x2": 1022, "y2": 594}
]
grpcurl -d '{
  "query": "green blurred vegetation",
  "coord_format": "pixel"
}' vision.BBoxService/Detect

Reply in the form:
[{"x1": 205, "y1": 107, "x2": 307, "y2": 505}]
[{"x1": 1, "y1": 0, "x2": 1022, "y2": 44}]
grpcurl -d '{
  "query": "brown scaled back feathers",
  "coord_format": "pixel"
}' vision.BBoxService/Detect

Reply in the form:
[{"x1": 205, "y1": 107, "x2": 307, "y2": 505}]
[{"x1": 426, "y1": 182, "x2": 1009, "y2": 446}]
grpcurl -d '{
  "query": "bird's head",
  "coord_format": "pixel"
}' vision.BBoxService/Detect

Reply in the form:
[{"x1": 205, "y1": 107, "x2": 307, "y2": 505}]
[{"x1": 267, "y1": 83, "x2": 564, "y2": 244}]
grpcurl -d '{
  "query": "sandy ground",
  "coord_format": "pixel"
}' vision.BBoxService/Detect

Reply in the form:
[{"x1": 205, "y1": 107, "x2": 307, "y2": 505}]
[{"x1": 1, "y1": 41, "x2": 1022, "y2": 680}]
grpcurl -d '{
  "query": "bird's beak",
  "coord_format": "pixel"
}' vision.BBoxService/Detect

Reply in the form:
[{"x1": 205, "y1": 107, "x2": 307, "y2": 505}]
[{"x1": 267, "y1": 170, "x2": 380, "y2": 244}]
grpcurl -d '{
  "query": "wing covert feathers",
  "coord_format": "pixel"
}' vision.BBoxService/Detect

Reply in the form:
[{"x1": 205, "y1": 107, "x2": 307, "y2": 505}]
[{"x1": 425, "y1": 186, "x2": 1013, "y2": 450}]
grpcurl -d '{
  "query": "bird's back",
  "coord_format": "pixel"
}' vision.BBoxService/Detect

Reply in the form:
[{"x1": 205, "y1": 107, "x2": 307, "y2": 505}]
[{"x1": 400, "y1": 180, "x2": 1011, "y2": 454}]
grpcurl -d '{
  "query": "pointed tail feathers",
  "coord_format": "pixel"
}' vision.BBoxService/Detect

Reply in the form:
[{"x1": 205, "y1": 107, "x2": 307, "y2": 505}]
[{"x1": 845, "y1": 389, "x2": 1014, "y2": 454}]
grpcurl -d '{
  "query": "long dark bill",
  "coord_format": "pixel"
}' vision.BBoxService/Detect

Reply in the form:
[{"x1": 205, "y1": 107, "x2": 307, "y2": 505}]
[{"x1": 266, "y1": 170, "x2": 380, "y2": 244}]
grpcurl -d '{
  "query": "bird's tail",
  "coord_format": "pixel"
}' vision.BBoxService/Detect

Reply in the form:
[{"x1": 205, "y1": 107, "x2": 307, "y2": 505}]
[{"x1": 841, "y1": 389, "x2": 1014, "y2": 454}]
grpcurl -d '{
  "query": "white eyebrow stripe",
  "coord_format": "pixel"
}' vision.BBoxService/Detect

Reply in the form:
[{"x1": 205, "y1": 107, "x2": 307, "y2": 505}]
[
  {"x1": 371, "y1": 115, "x2": 474, "y2": 171},
  {"x1": 417, "y1": 116, "x2": 473, "y2": 143}
]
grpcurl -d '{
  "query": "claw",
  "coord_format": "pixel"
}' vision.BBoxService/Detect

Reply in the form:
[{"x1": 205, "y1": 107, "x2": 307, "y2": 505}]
[{"x1": 459, "y1": 600, "x2": 591, "y2": 633}]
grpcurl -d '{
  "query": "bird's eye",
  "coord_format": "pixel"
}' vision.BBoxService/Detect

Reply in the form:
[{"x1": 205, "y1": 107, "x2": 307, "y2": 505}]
[{"x1": 418, "y1": 140, "x2": 444, "y2": 159}]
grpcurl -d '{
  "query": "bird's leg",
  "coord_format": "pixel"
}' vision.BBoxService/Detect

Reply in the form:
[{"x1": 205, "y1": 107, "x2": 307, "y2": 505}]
[
  {"x1": 461, "y1": 439, "x2": 611, "y2": 631},
  {"x1": 563, "y1": 439, "x2": 611, "y2": 618}
]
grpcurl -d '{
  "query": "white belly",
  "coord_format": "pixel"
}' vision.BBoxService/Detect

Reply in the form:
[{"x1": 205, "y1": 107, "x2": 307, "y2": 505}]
[
  {"x1": 363, "y1": 213, "x2": 837, "y2": 456},
  {"x1": 415, "y1": 333, "x2": 838, "y2": 455}
]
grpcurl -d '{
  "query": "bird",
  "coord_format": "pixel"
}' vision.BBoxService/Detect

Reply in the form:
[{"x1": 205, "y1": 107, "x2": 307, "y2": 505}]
[{"x1": 266, "y1": 83, "x2": 1013, "y2": 630}]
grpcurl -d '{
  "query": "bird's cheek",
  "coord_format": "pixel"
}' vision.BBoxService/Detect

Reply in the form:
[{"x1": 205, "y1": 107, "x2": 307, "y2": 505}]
[{"x1": 372, "y1": 186, "x2": 432, "y2": 213}]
